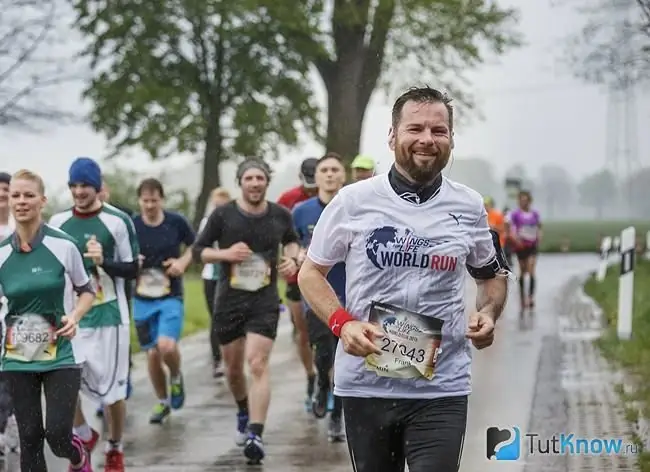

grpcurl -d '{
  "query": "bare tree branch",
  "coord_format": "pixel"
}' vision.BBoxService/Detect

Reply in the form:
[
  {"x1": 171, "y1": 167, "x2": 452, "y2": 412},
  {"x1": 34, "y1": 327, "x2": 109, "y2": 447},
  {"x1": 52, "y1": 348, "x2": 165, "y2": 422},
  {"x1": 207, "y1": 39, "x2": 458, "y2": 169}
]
[
  {"x1": 565, "y1": 0, "x2": 650, "y2": 89},
  {"x1": 0, "y1": 0, "x2": 82, "y2": 130}
]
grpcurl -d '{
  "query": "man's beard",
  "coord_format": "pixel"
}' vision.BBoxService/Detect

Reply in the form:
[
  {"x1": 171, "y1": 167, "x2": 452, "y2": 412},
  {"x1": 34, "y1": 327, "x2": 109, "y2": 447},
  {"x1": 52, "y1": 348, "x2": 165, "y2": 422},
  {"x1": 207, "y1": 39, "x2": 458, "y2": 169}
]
[
  {"x1": 243, "y1": 190, "x2": 266, "y2": 206},
  {"x1": 396, "y1": 145, "x2": 449, "y2": 184}
]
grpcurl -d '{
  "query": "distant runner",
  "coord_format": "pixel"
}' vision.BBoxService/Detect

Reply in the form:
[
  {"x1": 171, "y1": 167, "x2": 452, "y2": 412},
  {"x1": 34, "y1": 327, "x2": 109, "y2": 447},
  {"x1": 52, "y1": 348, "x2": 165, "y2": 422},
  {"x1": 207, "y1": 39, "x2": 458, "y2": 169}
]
[
  {"x1": 484, "y1": 197, "x2": 506, "y2": 248},
  {"x1": 132, "y1": 178, "x2": 195, "y2": 424},
  {"x1": 508, "y1": 191, "x2": 542, "y2": 309},
  {"x1": 193, "y1": 158, "x2": 300, "y2": 464},
  {"x1": 292, "y1": 153, "x2": 346, "y2": 441},
  {"x1": 0, "y1": 171, "x2": 15, "y2": 460},
  {"x1": 350, "y1": 155, "x2": 376, "y2": 182},
  {"x1": 277, "y1": 157, "x2": 318, "y2": 409},
  {"x1": 0, "y1": 172, "x2": 14, "y2": 240},
  {"x1": 198, "y1": 187, "x2": 232, "y2": 378}
]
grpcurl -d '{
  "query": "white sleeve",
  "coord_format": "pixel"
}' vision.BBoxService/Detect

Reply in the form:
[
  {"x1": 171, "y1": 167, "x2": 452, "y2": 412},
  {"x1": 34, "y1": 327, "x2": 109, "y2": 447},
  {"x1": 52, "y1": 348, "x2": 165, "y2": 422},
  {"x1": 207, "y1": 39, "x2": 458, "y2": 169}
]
[
  {"x1": 306, "y1": 193, "x2": 353, "y2": 266},
  {"x1": 198, "y1": 217, "x2": 207, "y2": 235},
  {"x1": 115, "y1": 219, "x2": 137, "y2": 263},
  {"x1": 466, "y1": 207, "x2": 497, "y2": 268},
  {"x1": 67, "y1": 241, "x2": 91, "y2": 288}
]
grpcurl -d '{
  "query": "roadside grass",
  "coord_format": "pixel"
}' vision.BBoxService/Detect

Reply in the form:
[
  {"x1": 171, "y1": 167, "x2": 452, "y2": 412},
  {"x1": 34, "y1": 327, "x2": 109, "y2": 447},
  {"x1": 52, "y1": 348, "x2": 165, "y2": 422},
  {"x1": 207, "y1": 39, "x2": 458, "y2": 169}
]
[
  {"x1": 129, "y1": 277, "x2": 288, "y2": 353},
  {"x1": 584, "y1": 259, "x2": 650, "y2": 469},
  {"x1": 542, "y1": 220, "x2": 650, "y2": 253}
]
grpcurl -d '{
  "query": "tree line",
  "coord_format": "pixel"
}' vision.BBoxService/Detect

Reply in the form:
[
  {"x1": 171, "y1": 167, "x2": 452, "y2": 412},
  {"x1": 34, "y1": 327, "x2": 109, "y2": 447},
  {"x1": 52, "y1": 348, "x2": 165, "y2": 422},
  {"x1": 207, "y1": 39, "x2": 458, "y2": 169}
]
[{"x1": 2, "y1": 0, "x2": 521, "y2": 227}]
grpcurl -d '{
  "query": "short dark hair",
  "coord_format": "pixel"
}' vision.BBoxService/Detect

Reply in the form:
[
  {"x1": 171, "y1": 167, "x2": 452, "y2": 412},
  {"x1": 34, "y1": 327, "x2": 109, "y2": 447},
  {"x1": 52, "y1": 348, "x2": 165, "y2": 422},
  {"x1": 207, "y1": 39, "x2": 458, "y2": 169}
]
[
  {"x1": 317, "y1": 152, "x2": 344, "y2": 167},
  {"x1": 391, "y1": 86, "x2": 454, "y2": 132},
  {"x1": 137, "y1": 178, "x2": 165, "y2": 198},
  {"x1": 518, "y1": 190, "x2": 532, "y2": 200}
]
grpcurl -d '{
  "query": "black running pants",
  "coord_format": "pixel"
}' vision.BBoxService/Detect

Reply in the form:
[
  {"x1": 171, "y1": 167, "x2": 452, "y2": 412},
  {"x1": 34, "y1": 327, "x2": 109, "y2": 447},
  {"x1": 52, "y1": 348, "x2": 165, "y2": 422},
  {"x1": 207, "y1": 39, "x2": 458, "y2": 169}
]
[{"x1": 343, "y1": 395, "x2": 468, "y2": 472}]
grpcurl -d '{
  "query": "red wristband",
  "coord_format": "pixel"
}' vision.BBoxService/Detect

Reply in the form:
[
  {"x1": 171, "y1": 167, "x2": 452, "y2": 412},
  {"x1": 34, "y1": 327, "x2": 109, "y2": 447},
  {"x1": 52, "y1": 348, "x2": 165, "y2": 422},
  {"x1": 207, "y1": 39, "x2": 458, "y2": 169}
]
[{"x1": 329, "y1": 308, "x2": 355, "y2": 338}]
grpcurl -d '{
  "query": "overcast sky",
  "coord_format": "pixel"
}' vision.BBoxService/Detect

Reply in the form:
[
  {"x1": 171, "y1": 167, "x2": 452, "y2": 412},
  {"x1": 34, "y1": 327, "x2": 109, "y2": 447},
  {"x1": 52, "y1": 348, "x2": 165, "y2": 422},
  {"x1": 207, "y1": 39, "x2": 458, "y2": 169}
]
[{"x1": 1, "y1": 0, "x2": 648, "y2": 193}]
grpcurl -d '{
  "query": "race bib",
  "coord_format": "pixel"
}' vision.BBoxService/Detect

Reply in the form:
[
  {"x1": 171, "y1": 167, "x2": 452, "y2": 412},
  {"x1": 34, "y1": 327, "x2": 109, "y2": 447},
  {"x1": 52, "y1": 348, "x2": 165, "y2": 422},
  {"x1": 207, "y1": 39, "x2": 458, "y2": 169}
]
[
  {"x1": 230, "y1": 254, "x2": 271, "y2": 292},
  {"x1": 90, "y1": 267, "x2": 117, "y2": 305},
  {"x1": 136, "y1": 268, "x2": 171, "y2": 298},
  {"x1": 365, "y1": 302, "x2": 443, "y2": 380},
  {"x1": 518, "y1": 225, "x2": 538, "y2": 241},
  {"x1": 4, "y1": 313, "x2": 57, "y2": 362}
]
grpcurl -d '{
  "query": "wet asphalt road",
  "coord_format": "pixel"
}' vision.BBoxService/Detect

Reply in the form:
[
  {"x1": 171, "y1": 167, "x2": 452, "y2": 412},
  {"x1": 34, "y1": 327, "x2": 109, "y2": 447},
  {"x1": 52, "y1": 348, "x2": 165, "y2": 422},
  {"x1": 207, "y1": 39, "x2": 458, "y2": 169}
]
[{"x1": 43, "y1": 254, "x2": 599, "y2": 471}]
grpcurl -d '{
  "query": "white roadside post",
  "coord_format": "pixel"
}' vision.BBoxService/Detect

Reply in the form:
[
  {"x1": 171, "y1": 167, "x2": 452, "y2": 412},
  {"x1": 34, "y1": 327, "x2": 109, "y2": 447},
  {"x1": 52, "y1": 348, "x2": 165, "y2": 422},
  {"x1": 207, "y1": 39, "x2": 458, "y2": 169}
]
[
  {"x1": 596, "y1": 236, "x2": 612, "y2": 282},
  {"x1": 617, "y1": 226, "x2": 635, "y2": 341},
  {"x1": 645, "y1": 230, "x2": 650, "y2": 260}
]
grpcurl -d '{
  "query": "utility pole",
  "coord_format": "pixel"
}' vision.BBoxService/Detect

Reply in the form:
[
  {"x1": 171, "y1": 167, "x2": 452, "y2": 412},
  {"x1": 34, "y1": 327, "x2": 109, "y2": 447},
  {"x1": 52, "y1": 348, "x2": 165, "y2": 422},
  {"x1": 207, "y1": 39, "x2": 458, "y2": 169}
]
[{"x1": 605, "y1": 0, "x2": 641, "y2": 218}]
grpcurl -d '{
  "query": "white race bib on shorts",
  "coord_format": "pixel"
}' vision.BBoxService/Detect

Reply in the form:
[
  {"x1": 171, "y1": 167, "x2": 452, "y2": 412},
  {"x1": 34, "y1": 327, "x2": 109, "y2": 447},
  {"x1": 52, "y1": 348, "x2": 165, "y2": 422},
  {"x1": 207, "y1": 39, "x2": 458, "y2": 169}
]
[
  {"x1": 91, "y1": 267, "x2": 117, "y2": 305},
  {"x1": 365, "y1": 302, "x2": 443, "y2": 380},
  {"x1": 230, "y1": 254, "x2": 271, "y2": 292},
  {"x1": 136, "y1": 268, "x2": 171, "y2": 298},
  {"x1": 5, "y1": 313, "x2": 57, "y2": 362}
]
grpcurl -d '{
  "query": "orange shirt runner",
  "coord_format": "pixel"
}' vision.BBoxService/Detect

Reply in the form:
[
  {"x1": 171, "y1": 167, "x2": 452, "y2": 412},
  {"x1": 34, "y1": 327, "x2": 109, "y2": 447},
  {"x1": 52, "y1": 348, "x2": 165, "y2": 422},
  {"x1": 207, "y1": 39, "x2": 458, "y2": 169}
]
[{"x1": 487, "y1": 208, "x2": 506, "y2": 248}]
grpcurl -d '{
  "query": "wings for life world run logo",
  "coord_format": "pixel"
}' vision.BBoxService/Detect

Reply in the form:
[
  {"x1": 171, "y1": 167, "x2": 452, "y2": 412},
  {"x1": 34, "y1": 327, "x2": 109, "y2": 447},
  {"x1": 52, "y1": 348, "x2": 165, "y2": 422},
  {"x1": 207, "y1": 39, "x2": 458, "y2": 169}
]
[{"x1": 365, "y1": 226, "x2": 457, "y2": 272}]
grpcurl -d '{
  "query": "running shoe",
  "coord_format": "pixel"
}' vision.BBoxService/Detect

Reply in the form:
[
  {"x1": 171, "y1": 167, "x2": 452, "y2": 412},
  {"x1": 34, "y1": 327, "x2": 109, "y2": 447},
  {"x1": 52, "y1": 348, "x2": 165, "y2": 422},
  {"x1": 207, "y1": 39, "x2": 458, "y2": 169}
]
[
  {"x1": 69, "y1": 435, "x2": 93, "y2": 472},
  {"x1": 311, "y1": 385, "x2": 329, "y2": 419},
  {"x1": 104, "y1": 449, "x2": 125, "y2": 472},
  {"x1": 213, "y1": 362, "x2": 224, "y2": 379},
  {"x1": 82, "y1": 428, "x2": 100, "y2": 453},
  {"x1": 149, "y1": 403, "x2": 171, "y2": 424},
  {"x1": 328, "y1": 416, "x2": 345, "y2": 443},
  {"x1": 243, "y1": 433, "x2": 265, "y2": 464},
  {"x1": 235, "y1": 411, "x2": 249, "y2": 446},
  {"x1": 170, "y1": 374, "x2": 185, "y2": 410}
]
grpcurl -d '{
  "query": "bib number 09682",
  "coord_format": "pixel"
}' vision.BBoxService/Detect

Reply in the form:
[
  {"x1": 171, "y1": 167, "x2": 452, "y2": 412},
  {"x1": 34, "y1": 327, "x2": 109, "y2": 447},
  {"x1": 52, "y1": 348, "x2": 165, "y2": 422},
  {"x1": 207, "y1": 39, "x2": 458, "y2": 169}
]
[
  {"x1": 380, "y1": 337, "x2": 425, "y2": 363},
  {"x1": 13, "y1": 331, "x2": 50, "y2": 344}
]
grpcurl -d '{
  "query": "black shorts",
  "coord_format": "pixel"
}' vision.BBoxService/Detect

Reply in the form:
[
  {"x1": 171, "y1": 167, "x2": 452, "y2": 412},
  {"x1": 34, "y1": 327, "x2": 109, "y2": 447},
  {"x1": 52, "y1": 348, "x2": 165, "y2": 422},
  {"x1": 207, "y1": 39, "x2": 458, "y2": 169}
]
[
  {"x1": 343, "y1": 395, "x2": 468, "y2": 472},
  {"x1": 285, "y1": 282, "x2": 301, "y2": 302},
  {"x1": 214, "y1": 308, "x2": 280, "y2": 345},
  {"x1": 515, "y1": 245, "x2": 538, "y2": 261}
]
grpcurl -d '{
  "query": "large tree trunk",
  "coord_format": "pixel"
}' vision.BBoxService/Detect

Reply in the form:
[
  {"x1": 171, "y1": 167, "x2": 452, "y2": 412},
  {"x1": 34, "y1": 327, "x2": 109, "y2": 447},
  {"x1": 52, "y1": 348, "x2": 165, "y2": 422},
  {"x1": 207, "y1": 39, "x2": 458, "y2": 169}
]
[
  {"x1": 193, "y1": 119, "x2": 223, "y2": 230},
  {"x1": 318, "y1": 1, "x2": 393, "y2": 166},
  {"x1": 324, "y1": 62, "x2": 370, "y2": 161}
]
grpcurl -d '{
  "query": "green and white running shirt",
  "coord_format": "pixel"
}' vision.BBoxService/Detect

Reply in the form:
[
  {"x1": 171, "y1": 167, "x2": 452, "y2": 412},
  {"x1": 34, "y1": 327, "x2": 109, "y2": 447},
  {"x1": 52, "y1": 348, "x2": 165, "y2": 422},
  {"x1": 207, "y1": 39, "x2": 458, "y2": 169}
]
[
  {"x1": 49, "y1": 204, "x2": 139, "y2": 328},
  {"x1": 0, "y1": 224, "x2": 91, "y2": 372}
]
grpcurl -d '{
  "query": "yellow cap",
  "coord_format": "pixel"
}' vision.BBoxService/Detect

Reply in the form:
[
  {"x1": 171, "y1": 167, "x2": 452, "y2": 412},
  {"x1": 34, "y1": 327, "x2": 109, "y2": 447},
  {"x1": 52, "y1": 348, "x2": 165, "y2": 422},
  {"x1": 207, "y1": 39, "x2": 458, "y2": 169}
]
[{"x1": 351, "y1": 155, "x2": 375, "y2": 170}]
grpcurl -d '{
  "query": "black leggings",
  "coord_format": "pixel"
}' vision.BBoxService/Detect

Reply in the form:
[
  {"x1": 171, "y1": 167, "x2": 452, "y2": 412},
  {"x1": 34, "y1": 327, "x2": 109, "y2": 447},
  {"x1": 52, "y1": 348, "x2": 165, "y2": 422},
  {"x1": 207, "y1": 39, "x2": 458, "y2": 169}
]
[
  {"x1": 312, "y1": 330, "x2": 343, "y2": 420},
  {"x1": 343, "y1": 395, "x2": 468, "y2": 472},
  {"x1": 203, "y1": 279, "x2": 221, "y2": 363},
  {"x1": 5, "y1": 368, "x2": 83, "y2": 471}
]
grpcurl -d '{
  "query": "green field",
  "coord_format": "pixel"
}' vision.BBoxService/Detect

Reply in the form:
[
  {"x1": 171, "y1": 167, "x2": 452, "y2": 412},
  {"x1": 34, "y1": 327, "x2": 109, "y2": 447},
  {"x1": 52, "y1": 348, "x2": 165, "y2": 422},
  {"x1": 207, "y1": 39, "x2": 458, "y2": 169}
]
[
  {"x1": 584, "y1": 260, "x2": 650, "y2": 469},
  {"x1": 129, "y1": 277, "x2": 288, "y2": 353},
  {"x1": 540, "y1": 220, "x2": 650, "y2": 253}
]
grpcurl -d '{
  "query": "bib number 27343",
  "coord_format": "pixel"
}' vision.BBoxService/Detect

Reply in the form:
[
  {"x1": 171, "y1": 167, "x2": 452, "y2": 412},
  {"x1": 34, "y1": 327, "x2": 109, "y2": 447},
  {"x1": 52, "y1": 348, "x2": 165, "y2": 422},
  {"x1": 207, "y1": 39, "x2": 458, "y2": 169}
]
[{"x1": 364, "y1": 301, "x2": 443, "y2": 380}]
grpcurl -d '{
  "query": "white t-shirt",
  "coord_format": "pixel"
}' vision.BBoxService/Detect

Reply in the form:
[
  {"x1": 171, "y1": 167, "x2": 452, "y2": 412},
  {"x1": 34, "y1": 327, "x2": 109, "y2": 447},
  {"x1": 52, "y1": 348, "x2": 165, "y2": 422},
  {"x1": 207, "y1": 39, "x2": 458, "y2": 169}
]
[
  {"x1": 0, "y1": 215, "x2": 15, "y2": 241},
  {"x1": 198, "y1": 216, "x2": 219, "y2": 280},
  {"x1": 307, "y1": 173, "x2": 496, "y2": 399}
]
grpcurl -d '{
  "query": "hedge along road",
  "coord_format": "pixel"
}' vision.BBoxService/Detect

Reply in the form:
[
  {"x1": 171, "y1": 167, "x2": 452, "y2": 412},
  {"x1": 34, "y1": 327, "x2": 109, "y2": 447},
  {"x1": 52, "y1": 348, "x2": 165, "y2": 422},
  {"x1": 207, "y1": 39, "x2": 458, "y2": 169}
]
[{"x1": 43, "y1": 254, "x2": 598, "y2": 471}]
